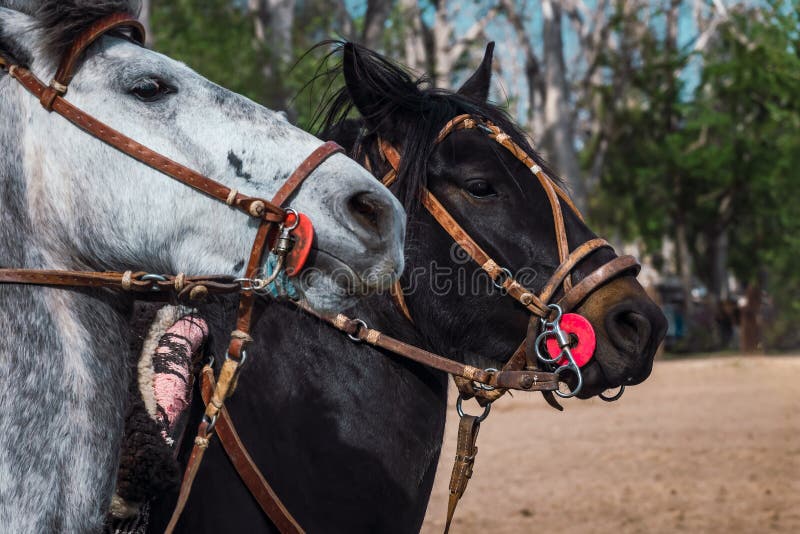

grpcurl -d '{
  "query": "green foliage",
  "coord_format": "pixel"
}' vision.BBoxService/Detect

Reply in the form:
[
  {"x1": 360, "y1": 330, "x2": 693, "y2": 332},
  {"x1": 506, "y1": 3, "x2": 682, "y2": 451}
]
[
  {"x1": 150, "y1": 0, "x2": 347, "y2": 128},
  {"x1": 151, "y1": 0, "x2": 263, "y2": 103},
  {"x1": 593, "y1": 2, "x2": 800, "y2": 348}
]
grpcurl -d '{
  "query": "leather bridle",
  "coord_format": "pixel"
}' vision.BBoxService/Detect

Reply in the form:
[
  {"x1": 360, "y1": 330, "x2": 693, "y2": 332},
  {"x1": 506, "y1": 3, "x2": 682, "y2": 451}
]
[
  {"x1": 0, "y1": 13, "x2": 343, "y2": 532},
  {"x1": 375, "y1": 114, "x2": 641, "y2": 403}
]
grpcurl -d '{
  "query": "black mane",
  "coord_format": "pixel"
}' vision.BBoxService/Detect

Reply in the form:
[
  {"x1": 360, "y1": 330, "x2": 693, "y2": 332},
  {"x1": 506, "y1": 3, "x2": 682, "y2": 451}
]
[
  {"x1": 312, "y1": 41, "x2": 562, "y2": 212},
  {"x1": 1, "y1": 0, "x2": 141, "y2": 58}
]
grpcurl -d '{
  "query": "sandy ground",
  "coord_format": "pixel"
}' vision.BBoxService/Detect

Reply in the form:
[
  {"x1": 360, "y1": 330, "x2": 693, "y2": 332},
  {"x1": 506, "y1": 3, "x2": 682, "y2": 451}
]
[{"x1": 421, "y1": 355, "x2": 800, "y2": 534}]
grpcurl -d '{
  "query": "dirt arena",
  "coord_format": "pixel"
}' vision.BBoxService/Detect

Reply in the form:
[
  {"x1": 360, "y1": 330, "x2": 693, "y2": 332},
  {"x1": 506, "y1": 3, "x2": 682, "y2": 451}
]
[{"x1": 422, "y1": 355, "x2": 800, "y2": 533}]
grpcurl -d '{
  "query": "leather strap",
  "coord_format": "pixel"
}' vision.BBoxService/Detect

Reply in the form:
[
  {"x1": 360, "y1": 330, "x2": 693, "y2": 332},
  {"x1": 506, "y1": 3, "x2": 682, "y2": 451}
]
[
  {"x1": 296, "y1": 303, "x2": 558, "y2": 393},
  {"x1": 7, "y1": 65, "x2": 284, "y2": 222},
  {"x1": 444, "y1": 415, "x2": 480, "y2": 534},
  {"x1": 0, "y1": 270, "x2": 238, "y2": 298},
  {"x1": 557, "y1": 254, "x2": 640, "y2": 312},
  {"x1": 166, "y1": 137, "x2": 343, "y2": 532},
  {"x1": 272, "y1": 141, "x2": 343, "y2": 206},
  {"x1": 200, "y1": 368, "x2": 304, "y2": 534},
  {"x1": 164, "y1": 419, "x2": 212, "y2": 534},
  {"x1": 54, "y1": 14, "x2": 145, "y2": 89}
]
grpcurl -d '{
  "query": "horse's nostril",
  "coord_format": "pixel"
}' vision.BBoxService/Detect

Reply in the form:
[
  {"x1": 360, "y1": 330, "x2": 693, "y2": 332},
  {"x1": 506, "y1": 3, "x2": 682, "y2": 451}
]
[
  {"x1": 347, "y1": 192, "x2": 384, "y2": 233},
  {"x1": 606, "y1": 309, "x2": 653, "y2": 357}
]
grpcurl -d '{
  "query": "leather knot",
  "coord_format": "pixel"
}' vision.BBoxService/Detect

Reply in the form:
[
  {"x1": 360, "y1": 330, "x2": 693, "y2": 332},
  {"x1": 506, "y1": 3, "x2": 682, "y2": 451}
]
[{"x1": 121, "y1": 271, "x2": 133, "y2": 290}]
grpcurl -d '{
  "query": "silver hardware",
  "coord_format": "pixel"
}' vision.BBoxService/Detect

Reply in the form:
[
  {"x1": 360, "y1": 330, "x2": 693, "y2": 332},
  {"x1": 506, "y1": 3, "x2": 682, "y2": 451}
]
[
  {"x1": 225, "y1": 349, "x2": 248, "y2": 368},
  {"x1": 139, "y1": 273, "x2": 167, "y2": 292},
  {"x1": 599, "y1": 385, "x2": 625, "y2": 402},
  {"x1": 534, "y1": 303, "x2": 583, "y2": 398},
  {"x1": 473, "y1": 367, "x2": 498, "y2": 391},
  {"x1": 456, "y1": 395, "x2": 492, "y2": 422},
  {"x1": 347, "y1": 319, "x2": 369, "y2": 342},
  {"x1": 202, "y1": 413, "x2": 217, "y2": 433},
  {"x1": 283, "y1": 208, "x2": 300, "y2": 230},
  {"x1": 492, "y1": 267, "x2": 513, "y2": 290}
]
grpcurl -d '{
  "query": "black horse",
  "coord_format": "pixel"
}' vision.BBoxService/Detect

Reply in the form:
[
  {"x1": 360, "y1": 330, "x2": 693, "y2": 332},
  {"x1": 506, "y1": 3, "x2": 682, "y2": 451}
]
[{"x1": 149, "y1": 42, "x2": 666, "y2": 533}]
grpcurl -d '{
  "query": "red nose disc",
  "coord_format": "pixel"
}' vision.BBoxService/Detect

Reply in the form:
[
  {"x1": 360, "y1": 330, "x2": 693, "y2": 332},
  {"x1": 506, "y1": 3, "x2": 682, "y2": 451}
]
[
  {"x1": 545, "y1": 313, "x2": 596, "y2": 368},
  {"x1": 284, "y1": 213, "x2": 314, "y2": 277}
]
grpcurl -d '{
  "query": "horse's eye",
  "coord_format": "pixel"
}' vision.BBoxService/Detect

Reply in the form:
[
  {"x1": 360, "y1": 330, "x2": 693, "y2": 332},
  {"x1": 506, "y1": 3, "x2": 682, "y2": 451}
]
[
  {"x1": 130, "y1": 78, "x2": 172, "y2": 102},
  {"x1": 465, "y1": 179, "x2": 497, "y2": 198}
]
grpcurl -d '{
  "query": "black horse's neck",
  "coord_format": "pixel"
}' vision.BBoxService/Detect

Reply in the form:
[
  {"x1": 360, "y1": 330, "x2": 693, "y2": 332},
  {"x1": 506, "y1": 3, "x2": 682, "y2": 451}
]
[{"x1": 150, "y1": 294, "x2": 449, "y2": 534}]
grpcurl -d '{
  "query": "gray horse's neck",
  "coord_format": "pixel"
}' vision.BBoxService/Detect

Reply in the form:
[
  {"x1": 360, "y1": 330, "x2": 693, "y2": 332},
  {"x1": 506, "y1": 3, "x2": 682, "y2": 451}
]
[{"x1": 0, "y1": 82, "x2": 133, "y2": 532}]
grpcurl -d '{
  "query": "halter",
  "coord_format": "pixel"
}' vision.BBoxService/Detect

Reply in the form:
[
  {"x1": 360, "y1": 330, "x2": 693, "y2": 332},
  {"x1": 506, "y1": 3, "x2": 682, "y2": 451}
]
[{"x1": 0, "y1": 14, "x2": 342, "y2": 531}]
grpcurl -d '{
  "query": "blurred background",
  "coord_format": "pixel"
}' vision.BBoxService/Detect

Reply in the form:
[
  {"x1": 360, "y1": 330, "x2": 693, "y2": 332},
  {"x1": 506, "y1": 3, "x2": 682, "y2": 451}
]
[
  {"x1": 140, "y1": 0, "x2": 799, "y2": 356},
  {"x1": 138, "y1": 2, "x2": 798, "y2": 531}
]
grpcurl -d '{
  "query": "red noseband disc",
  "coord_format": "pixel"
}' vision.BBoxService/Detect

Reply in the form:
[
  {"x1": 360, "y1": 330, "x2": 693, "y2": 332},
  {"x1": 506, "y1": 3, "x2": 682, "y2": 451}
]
[
  {"x1": 284, "y1": 213, "x2": 314, "y2": 277},
  {"x1": 545, "y1": 313, "x2": 596, "y2": 368}
]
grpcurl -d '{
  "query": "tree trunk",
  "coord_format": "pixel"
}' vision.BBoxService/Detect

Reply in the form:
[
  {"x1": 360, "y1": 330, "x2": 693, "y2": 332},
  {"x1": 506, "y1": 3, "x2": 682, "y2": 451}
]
[
  {"x1": 740, "y1": 280, "x2": 761, "y2": 353},
  {"x1": 363, "y1": 0, "x2": 394, "y2": 49},
  {"x1": 674, "y1": 213, "x2": 693, "y2": 318},
  {"x1": 249, "y1": 0, "x2": 296, "y2": 113},
  {"x1": 398, "y1": 0, "x2": 428, "y2": 75},
  {"x1": 540, "y1": 0, "x2": 586, "y2": 211},
  {"x1": 140, "y1": 0, "x2": 154, "y2": 48}
]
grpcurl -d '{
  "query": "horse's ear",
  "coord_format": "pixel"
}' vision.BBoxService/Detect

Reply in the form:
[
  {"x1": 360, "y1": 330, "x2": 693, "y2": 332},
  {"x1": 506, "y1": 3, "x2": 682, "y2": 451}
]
[
  {"x1": 457, "y1": 42, "x2": 495, "y2": 102},
  {"x1": 342, "y1": 41, "x2": 419, "y2": 131},
  {"x1": 342, "y1": 42, "x2": 383, "y2": 128}
]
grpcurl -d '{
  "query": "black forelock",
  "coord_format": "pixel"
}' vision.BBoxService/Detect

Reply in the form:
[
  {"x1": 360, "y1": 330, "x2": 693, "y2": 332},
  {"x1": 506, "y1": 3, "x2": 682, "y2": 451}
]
[
  {"x1": 311, "y1": 41, "x2": 564, "y2": 213},
  {"x1": 19, "y1": 0, "x2": 141, "y2": 58}
]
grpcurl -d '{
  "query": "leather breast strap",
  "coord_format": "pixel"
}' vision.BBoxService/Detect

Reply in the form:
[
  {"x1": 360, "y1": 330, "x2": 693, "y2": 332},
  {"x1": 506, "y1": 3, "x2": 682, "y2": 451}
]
[{"x1": 199, "y1": 366, "x2": 304, "y2": 534}]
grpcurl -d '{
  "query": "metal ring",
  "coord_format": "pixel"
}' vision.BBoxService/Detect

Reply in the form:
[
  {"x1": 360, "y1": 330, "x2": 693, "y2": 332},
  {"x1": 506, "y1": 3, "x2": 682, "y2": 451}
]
[
  {"x1": 546, "y1": 303, "x2": 563, "y2": 324},
  {"x1": 202, "y1": 414, "x2": 217, "y2": 433},
  {"x1": 534, "y1": 329, "x2": 561, "y2": 364},
  {"x1": 139, "y1": 273, "x2": 167, "y2": 282},
  {"x1": 233, "y1": 277, "x2": 252, "y2": 291},
  {"x1": 492, "y1": 267, "x2": 513, "y2": 290},
  {"x1": 553, "y1": 359, "x2": 583, "y2": 398},
  {"x1": 456, "y1": 395, "x2": 492, "y2": 423},
  {"x1": 225, "y1": 349, "x2": 248, "y2": 369},
  {"x1": 473, "y1": 367, "x2": 498, "y2": 391},
  {"x1": 347, "y1": 319, "x2": 368, "y2": 342},
  {"x1": 139, "y1": 273, "x2": 167, "y2": 292},
  {"x1": 283, "y1": 208, "x2": 300, "y2": 230},
  {"x1": 599, "y1": 385, "x2": 625, "y2": 402}
]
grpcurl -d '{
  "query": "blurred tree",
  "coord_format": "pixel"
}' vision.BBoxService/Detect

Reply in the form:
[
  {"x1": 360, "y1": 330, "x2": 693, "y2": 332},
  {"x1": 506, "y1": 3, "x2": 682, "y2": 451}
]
[
  {"x1": 595, "y1": 1, "x2": 800, "y2": 351},
  {"x1": 149, "y1": 0, "x2": 348, "y2": 127}
]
